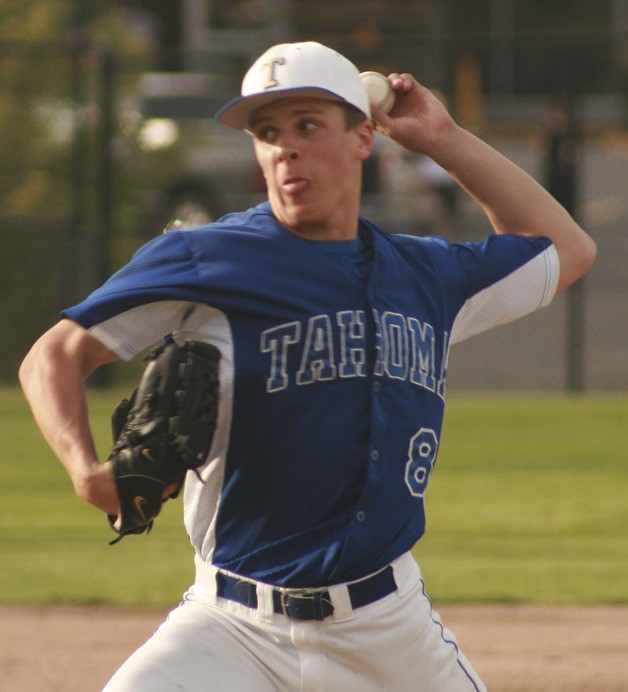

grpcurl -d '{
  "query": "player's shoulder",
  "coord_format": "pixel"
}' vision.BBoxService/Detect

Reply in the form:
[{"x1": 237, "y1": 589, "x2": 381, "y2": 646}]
[
  {"x1": 133, "y1": 202, "x2": 279, "y2": 257},
  {"x1": 362, "y1": 219, "x2": 452, "y2": 264},
  {"x1": 178, "y1": 202, "x2": 281, "y2": 245},
  {"x1": 187, "y1": 201, "x2": 280, "y2": 237},
  {"x1": 364, "y1": 219, "x2": 555, "y2": 289},
  {"x1": 369, "y1": 221, "x2": 553, "y2": 264},
  {"x1": 382, "y1": 230, "x2": 450, "y2": 254},
  {"x1": 212, "y1": 201, "x2": 276, "y2": 229}
]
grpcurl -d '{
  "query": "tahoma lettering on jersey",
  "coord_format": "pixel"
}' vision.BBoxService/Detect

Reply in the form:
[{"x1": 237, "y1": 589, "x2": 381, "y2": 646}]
[{"x1": 260, "y1": 310, "x2": 449, "y2": 399}]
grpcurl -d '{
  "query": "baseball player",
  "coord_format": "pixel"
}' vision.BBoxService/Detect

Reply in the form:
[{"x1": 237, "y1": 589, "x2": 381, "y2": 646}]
[{"x1": 20, "y1": 42, "x2": 595, "y2": 691}]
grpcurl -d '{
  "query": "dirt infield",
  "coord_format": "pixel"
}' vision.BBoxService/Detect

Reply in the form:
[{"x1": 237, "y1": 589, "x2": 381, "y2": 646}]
[{"x1": 2, "y1": 603, "x2": 627, "y2": 691}]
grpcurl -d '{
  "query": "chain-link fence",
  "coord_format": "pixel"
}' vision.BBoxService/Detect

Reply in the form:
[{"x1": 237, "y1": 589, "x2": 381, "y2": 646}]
[
  {"x1": 0, "y1": 39, "x2": 118, "y2": 380},
  {"x1": 1, "y1": 38, "x2": 626, "y2": 389},
  {"x1": 445, "y1": 132, "x2": 628, "y2": 391}
]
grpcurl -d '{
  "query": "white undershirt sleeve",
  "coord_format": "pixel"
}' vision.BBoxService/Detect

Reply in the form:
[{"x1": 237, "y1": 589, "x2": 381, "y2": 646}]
[{"x1": 450, "y1": 244, "x2": 559, "y2": 344}]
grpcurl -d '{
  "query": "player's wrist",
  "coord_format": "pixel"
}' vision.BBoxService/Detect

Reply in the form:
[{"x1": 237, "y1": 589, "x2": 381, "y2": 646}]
[
  {"x1": 417, "y1": 120, "x2": 464, "y2": 163},
  {"x1": 73, "y1": 461, "x2": 118, "y2": 515}
]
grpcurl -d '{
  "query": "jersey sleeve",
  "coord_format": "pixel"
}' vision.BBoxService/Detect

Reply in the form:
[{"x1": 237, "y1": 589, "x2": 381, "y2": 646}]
[
  {"x1": 449, "y1": 234, "x2": 560, "y2": 343},
  {"x1": 61, "y1": 231, "x2": 207, "y2": 358}
]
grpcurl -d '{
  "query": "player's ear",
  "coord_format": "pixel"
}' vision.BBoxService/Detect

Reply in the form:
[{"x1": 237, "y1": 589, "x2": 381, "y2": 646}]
[{"x1": 355, "y1": 118, "x2": 374, "y2": 161}]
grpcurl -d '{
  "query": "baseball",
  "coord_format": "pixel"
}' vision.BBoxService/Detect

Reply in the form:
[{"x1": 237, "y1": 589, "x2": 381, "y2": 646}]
[{"x1": 360, "y1": 71, "x2": 395, "y2": 113}]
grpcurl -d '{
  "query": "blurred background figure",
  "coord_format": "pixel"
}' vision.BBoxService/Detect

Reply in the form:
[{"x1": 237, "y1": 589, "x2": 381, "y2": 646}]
[
  {"x1": 410, "y1": 90, "x2": 462, "y2": 236},
  {"x1": 414, "y1": 153, "x2": 462, "y2": 236},
  {"x1": 542, "y1": 95, "x2": 579, "y2": 216}
]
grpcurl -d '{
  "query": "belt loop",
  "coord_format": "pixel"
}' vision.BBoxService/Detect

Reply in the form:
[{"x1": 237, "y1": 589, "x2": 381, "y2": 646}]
[
  {"x1": 193, "y1": 555, "x2": 219, "y2": 603},
  {"x1": 328, "y1": 583, "x2": 354, "y2": 623},
  {"x1": 256, "y1": 582, "x2": 275, "y2": 623},
  {"x1": 391, "y1": 552, "x2": 420, "y2": 597}
]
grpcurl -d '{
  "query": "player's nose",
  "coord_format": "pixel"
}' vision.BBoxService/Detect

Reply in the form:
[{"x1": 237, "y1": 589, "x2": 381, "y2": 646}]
[
  {"x1": 272, "y1": 133, "x2": 300, "y2": 163},
  {"x1": 275, "y1": 144, "x2": 299, "y2": 163},
  {"x1": 277, "y1": 148, "x2": 299, "y2": 162}
]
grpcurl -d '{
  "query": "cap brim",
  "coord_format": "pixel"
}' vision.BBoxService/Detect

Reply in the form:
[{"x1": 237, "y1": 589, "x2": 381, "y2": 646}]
[{"x1": 215, "y1": 87, "x2": 354, "y2": 130}]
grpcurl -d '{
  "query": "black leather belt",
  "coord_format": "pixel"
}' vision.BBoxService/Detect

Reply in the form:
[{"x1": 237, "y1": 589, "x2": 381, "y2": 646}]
[{"x1": 216, "y1": 566, "x2": 396, "y2": 622}]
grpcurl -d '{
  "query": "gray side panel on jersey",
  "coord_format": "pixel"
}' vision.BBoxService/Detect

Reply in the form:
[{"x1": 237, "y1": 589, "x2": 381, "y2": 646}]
[
  {"x1": 178, "y1": 304, "x2": 233, "y2": 563},
  {"x1": 88, "y1": 300, "x2": 234, "y2": 566},
  {"x1": 87, "y1": 300, "x2": 203, "y2": 359},
  {"x1": 450, "y1": 244, "x2": 559, "y2": 344}
]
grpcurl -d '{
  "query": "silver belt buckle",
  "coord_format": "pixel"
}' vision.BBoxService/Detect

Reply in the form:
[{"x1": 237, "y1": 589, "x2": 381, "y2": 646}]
[
  {"x1": 279, "y1": 587, "x2": 333, "y2": 620},
  {"x1": 279, "y1": 588, "x2": 310, "y2": 616}
]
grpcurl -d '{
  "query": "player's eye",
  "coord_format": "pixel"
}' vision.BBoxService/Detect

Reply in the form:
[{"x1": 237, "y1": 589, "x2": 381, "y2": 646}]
[
  {"x1": 255, "y1": 126, "x2": 278, "y2": 143},
  {"x1": 298, "y1": 119, "x2": 320, "y2": 134}
]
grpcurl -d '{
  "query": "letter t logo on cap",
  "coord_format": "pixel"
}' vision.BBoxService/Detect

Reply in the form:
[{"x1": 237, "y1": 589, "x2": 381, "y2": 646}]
[{"x1": 262, "y1": 57, "x2": 286, "y2": 89}]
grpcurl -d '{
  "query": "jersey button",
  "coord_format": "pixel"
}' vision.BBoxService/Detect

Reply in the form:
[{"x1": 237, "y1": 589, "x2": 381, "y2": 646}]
[
  {"x1": 371, "y1": 449, "x2": 380, "y2": 461},
  {"x1": 373, "y1": 381, "x2": 382, "y2": 392},
  {"x1": 356, "y1": 511, "x2": 366, "y2": 522}
]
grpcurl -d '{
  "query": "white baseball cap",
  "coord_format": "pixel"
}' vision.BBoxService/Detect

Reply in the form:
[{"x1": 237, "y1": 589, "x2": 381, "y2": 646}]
[{"x1": 215, "y1": 41, "x2": 371, "y2": 130}]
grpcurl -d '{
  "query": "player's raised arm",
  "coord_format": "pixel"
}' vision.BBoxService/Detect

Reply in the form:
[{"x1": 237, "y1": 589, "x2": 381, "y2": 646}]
[{"x1": 371, "y1": 74, "x2": 596, "y2": 294}]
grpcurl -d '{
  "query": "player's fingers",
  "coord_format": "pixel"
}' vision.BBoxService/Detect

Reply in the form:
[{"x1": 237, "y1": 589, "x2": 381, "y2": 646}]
[
  {"x1": 369, "y1": 74, "x2": 419, "y2": 131},
  {"x1": 369, "y1": 102, "x2": 395, "y2": 135},
  {"x1": 387, "y1": 72, "x2": 418, "y2": 94},
  {"x1": 162, "y1": 482, "x2": 181, "y2": 500}
]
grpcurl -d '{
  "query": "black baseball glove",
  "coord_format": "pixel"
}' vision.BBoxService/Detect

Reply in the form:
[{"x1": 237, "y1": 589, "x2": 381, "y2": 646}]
[{"x1": 107, "y1": 337, "x2": 220, "y2": 544}]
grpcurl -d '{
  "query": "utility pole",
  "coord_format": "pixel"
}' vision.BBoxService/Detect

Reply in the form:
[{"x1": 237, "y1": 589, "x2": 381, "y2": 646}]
[{"x1": 543, "y1": 96, "x2": 585, "y2": 391}]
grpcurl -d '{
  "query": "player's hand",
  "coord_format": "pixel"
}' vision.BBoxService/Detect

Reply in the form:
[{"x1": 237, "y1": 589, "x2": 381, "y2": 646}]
[
  {"x1": 370, "y1": 73, "x2": 458, "y2": 157},
  {"x1": 73, "y1": 461, "x2": 179, "y2": 518},
  {"x1": 73, "y1": 460, "x2": 120, "y2": 516}
]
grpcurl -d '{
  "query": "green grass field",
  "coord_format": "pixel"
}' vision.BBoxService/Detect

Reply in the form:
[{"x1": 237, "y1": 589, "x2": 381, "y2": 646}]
[{"x1": 1, "y1": 387, "x2": 626, "y2": 607}]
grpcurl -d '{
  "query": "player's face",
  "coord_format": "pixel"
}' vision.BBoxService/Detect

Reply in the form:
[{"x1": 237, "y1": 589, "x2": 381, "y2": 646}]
[{"x1": 249, "y1": 98, "x2": 373, "y2": 239}]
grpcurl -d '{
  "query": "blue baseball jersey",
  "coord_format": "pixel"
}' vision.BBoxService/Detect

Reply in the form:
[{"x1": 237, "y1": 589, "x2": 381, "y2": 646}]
[{"x1": 63, "y1": 201, "x2": 558, "y2": 587}]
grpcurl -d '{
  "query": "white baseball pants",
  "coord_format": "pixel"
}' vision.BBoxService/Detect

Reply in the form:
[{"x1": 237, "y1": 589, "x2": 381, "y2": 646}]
[{"x1": 103, "y1": 552, "x2": 485, "y2": 691}]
